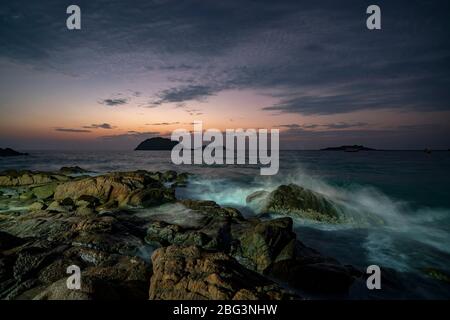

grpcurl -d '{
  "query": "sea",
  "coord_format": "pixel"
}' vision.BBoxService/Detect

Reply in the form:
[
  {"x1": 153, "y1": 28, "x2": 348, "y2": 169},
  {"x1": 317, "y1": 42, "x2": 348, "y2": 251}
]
[{"x1": 1, "y1": 150, "x2": 449, "y2": 299}]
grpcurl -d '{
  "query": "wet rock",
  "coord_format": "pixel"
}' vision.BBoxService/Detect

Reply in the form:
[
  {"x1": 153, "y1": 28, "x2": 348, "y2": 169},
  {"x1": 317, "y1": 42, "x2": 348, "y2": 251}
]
[
  {"x1": 145, "y1": 221, "x2": 212, "y2": 247},
  {"x1": 2, "y1": 211, "x2": 76, "y2": 242},
  {"x1": 180, "y1": 199, "x2": 243, "y2": 219},
  {"x1": 0, "y1": 170, "x2": 69, "y2": 187},
  {"x1": 59, "y1": 166, "x2": 90, "y2": 175},
  {"x1": 19, "y1": 190, "x2": 35, "y2": 200},
  {"x1": 28, "y1": 201, "x2": 46, "y2": 211},
  {"x1": 75, "y1": 195, "x2": 100, "y2": 208},
  {"x1": 31, "y1": 252, "x2": 150, "y2": 300},
  {"x1": 54, "y1": 171, "x2": 174, "y2": 208},
  {"x1": 247, "y1": 184, "x2": 343, "y2": 223},
  {"x1": 231, "y1": 217, "x2": 296, "y2": 273},
  {"x1": 31, "y1": 183, "x2": 58, "y2": 200},
  {"x1": 161, "y1": 170, "x2": 177, "y2": 182},
  {"x1": 126, "y1": 188, "x2": 175, "y2": 207},
  {"x1": 149, "y1": 245, "x2": 297, "y2": 300},
  {"x1": 47, "y1": 200, "x2": 73, "y2": 213}
]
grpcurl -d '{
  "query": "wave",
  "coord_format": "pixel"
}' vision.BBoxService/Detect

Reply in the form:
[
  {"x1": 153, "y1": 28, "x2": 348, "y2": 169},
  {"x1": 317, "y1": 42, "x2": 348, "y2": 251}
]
[{"x1": 180, "y1": 165, "x2": 450, "y2": 273}]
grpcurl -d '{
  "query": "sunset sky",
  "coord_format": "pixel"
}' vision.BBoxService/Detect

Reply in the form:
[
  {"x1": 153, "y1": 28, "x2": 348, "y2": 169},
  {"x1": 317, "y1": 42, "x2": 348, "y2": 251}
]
[{"x1": 1, "y1": 0, "x2": 449, "y2": 150}]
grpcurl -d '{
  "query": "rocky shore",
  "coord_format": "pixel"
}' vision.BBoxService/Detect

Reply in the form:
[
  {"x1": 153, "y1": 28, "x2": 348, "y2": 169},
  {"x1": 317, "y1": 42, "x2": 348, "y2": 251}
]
[{"x1": 0, "y1": 168, "x2": 363, "y2": 300}]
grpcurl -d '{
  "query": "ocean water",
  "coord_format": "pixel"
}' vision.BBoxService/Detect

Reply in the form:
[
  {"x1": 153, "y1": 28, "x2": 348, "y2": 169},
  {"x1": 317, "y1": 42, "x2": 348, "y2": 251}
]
[{"x1": 1, "y1": 150, "x2": 450, "y2": 299}]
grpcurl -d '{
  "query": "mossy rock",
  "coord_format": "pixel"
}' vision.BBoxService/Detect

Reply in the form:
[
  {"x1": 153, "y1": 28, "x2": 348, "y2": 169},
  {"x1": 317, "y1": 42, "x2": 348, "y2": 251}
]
[
  {"x1": 32, "y1": 183, "x2": 58, "y2": 200},
  {"x1": 248, "y1": 184, "x2": 343, "y2": 224}
]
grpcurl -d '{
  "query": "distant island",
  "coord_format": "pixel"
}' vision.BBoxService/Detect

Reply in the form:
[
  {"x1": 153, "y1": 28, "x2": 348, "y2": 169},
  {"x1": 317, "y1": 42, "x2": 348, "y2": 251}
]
[
  {"x1": 0, "y1": 148, "x2": 28, "y2": 157},
  {"x1": 321, "y1": 145, "x2": 376, "y2": 152},
  {"x1": 135, "y1": 137, "x2": 178, "y2": 150}
]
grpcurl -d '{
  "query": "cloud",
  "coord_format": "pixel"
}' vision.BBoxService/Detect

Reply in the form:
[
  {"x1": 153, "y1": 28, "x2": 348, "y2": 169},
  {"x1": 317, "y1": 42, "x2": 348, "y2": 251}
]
[
  {"x1": 185, "y1": 108, "x2": 204, "y2": 116},
  {"x1": 55, "y1": 128, "x2": 91, "y2": 133},
  {"x1": 278, "y1": 122, "x2": 368, "y2": 130},
  {"x1": 151, "y1": 85, "x2": 216, "y2": 106},
  {"x1": 146, "y1": 122, "x2": 180, "y2": 126},
  {"x1": 99, "y1": 98, "x2": 128, "y2": 106},
  {"x1": 2, "y1": 0, "x2": 450, "y2": 117},
  {"x1": 323, "y1": 122, "x2": 369, "y2": 129},
  {"x1": 83, "y1": 123, "x2": 115, "y2": 129}
]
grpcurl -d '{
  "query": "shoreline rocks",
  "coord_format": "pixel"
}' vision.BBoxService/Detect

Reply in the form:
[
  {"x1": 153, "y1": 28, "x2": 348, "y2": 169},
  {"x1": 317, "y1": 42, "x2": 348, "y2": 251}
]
[
  {"x1": 149, "y1": 245, "x2": 297, "y2": 300},
  {"x1": 0, "y1": 169, "x2": 360, "y2": 300}
]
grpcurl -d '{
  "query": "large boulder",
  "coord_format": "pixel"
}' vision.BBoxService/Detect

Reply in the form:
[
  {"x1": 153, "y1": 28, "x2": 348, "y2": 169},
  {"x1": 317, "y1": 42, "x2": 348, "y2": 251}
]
[
  {"x1": 144, "y1": 200, "x2": 244, "y2": 251},
  {"x1": 247, "y1": 184, "x2": 343, "y2": 223},
  {"x1": 53, "y1": 171, "x2": 174, "y2": 208},
  {"x1": 31, "y1": 183, "x2": 58, "y2": 200},
  {"x1": 149, "y1": 245, "x2": 297, "y2": 300},
  {"x1": 231, "y1": 217, "x2": 296, "y2": 273},
  {"x1": 31, "y1": 255, "x2": 150, "y2": 300}
]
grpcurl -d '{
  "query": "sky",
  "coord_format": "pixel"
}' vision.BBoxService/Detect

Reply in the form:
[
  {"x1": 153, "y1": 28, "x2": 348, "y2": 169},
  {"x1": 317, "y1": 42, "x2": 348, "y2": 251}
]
[{"x1": 0, "y1": 0, "x2": 449, "y2": 150}]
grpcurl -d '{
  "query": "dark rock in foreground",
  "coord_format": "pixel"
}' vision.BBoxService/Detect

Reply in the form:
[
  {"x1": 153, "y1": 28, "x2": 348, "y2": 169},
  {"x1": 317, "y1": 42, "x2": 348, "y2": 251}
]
[
  {"x1": 150, "y1": 245, "x2": 297, "y2": 300},
  {"x1": 135, "y1": 137, "x2": 178, "y2": 151},
  {"x1": 0, "y1": 148, "x2": 28, "y2": 157}
]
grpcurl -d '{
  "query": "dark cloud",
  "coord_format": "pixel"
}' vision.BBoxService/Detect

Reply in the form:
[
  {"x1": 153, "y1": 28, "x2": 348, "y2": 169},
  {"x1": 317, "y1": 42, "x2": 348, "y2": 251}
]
[
  {"x1": 146, "y1": 122, "x2": 180, "y2": 126},
  {"x1": 101, "y1": 131, "x2": 160, "y2": 139},
  {"x1": 323, "y1": 122, "x2": 368, "y2": 129},
  {"x1": 83, "y1": 123, "x2": 115, "y2": 129},
  {"x1": 1, "y1": 0, "x2": 450, "y2": 117},
  {"x1": 151, "y1": 85, "x2": 216, "y2": 106},
  {"x1": 278, "y1": 122, "x2": 368, "y2": 130},
  {"x1": 99, "y1": 98, "x2": 128, "y2": 106},
  {"x1": 55, "y1": 128, "x2": 91, "y2": 133}
]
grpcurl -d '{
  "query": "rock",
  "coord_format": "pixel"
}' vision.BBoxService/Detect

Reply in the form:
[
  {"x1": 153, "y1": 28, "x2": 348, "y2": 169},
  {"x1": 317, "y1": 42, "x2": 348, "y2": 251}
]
[
  {"x1": 0, "y1": 148, "x2": 28, "y2": 157},
  {"x1": 54, "y1": 171, "x2": 174, "y2": 208},
  {"x1": 161, "y1": 170, "x2": 177, "y2": 182},
  {"x1": 32, "y1": 183, "x2": 57, "y2": 200},
  {"x1": 145, "y1": 221, "x2": 211, "y2": 247},
  {"x1": 145, "y1": 201, "x2": 241, "y2": 251},
  {"x1": 47, "y1": 200, "x2": 73, "y2": 213},
  {"x1": 231, "y1": 217, "x2": 296, "y2": 273},
  {"x1": 126, "y1": 188, "x2": 175, "y2": 207},
  {"x1": 32, "y1": 278, "x2": 92, "y2": 300},
  {"x1": 30, "y1": 250, "x2": 151, "y2": 300},
  {"x1": 174, "y1": 172, "x2": 189, "y2": 187},
  {"x1": 265, "y1": 260, "x2": 355, "y2": 293},
  {"x1": 19, "y1": 190, "x2": 35, "y2": 200},
  {"x1": 180, "y1": 199, "x2": 243, "y2": 219},
  {"x1": 247, "y1": 184, "x2": 342, "y2": 223},
  {"x1": 59, "y1": 166, "x2": 89, "y2": 175},
  {"x1": 149, "y1": 245, "x2": 297, "y2": 300},
  {"x1": 75, "y1": 195, "x2": 100, "y2": 208},
  {"x1": 75, "y1": 206, "x2": 95, "y2": 216},
  {"x1": 0, "y1": 170, "x2": 69, "y2": 187},
  {"x1": 28, "y1": 202, "x2": 46, "y2": 211}
]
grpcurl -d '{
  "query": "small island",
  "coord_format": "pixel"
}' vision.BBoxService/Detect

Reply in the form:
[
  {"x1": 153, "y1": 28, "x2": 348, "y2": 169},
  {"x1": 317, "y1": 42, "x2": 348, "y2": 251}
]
[
  {"x1": 135, "y1": 137, "x2": 179, "y2": 150},
  {"x1": 0, "y1": 148, "x2": 28, "y2": 157},
  {"x1": 321, "y1": 145, "x2": 376, "y2": 152}
]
